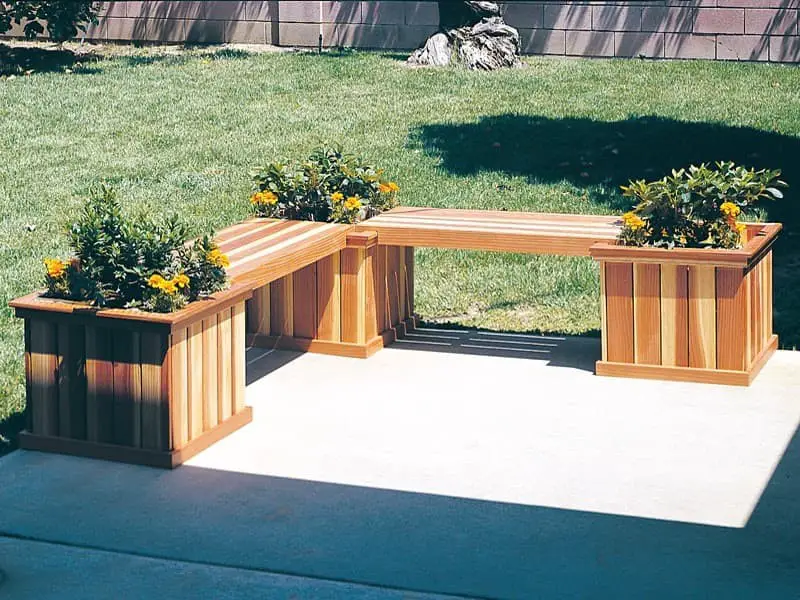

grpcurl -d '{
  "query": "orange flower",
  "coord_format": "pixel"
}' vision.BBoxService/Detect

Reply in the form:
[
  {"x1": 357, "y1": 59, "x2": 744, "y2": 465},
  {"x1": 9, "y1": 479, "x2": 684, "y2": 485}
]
[
  {"x1": 378, "y1": 183, "x2": 392, "y2": 194},
  {"x1": 344, "y1": 196, "x2": 361, "y2": 211},
  {"x1": 44, "y1": 258, "x2": 65, "y2": 278},
  {"x1": 251, "y1": 191, "x2": 278, "y2": 206}
]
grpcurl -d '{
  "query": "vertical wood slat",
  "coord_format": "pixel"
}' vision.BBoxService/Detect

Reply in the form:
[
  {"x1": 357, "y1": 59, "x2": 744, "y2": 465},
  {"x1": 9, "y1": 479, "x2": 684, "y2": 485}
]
[
  {"x1": 246, "y1": 285, "x2": 271, "y2": 336},
  {"x1": 85, "y1": 326, "x2": 114, "y2": 443},
  {"x1": 365, "y1": 244, "x2": 378, "y2": 341},
  {"x1": 689, "y1": 265, "x2": 717, "y2": 369},
  {"x1": 270, "y1": 275, "x2": 294, "y2": 337},
  {"x1": 316, "y1": 252, "x2": 341, "y2": 342},
  {"x1": 765, "y1": 251, "x2": 773, "y2": 345},
  {"x1": 187, "y1": 322, "x2": 204, "y2": 440},
  {"x1": 749, "y1": 259, "x2": 763, "y2": 361},
  {"x1": 604, "y1": 262, "x2": 634, "y2": 363},
  {"x1": 599, "y1": 262, "x2": 608, "y2": 362},
  {"x1": 140, "y1": 331, "x2": 170, "y2": 451},
  {"x1": 717, "y1": 268, "x2": 748, "y2": 372},
  {"x1": 112, "y1": 330, "x2": 142, "y2": 447},
  {"x1": 24, "y1": 320, "x2": 32, "y2": 433},
  {"x1": 29, "y1": 320, "x2": 59, "y2": 437},
  {"x1": 377, "y1": 245, "x2": 388, "y2": 332},
  {"x1": 231, "y1": 302, "x2": 246, "y2": 415},
  {"x1": 341, "y1": 247, "x2": 366, "y2": 344},
  {"x1": 660, "y1": 264, "x2": 689, "y2": 367},
  {"x1": 57, "y1": 324, "x2": 86, "y2": 440},
  {"x1": 387, "y1": 246, "x2": 400, "y2": 327},
  {"x1": 405, "y1": 246, "x2": 415, "y2": 319},
  {"x1": 293, "y1": 263, "x2": 318, "y2": 339},
  {"x1": 633, "y1": 263, "x2": 661, "y2": 365},
  {"x1": 170, "y1": 327, "x2": 189, "y2": 449},
  {"x1": 202, "y1": 317, "x2": 219, "y2": 430},
  {"x1": 398, "y1": 246, "x2": 407, "y2": 321},
  {"x1": 217, "y1": 308, "x2": 233, "y2": 421}
]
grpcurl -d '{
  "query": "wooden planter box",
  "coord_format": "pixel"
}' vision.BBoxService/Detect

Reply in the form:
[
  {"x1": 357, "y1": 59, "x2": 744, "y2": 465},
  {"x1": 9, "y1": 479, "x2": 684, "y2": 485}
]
[
  {"x1": 9, "y1": 286, "x2": 254, "y2": 468},
  {"x1": 245, "y1": 231, "x2": 416, "y2": 358},
  {"x1": 590, "y1": 223, "x2": 781, "y2": 386}
]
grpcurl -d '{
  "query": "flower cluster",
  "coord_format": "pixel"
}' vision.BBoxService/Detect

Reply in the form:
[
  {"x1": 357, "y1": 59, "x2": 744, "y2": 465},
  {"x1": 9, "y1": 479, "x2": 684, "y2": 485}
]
[
  {"x1": 618, "y1": 162, "x2": 786, "y2": 249},
  {"x1": 250, "y1": 144, "x2": 400, "y2": 224}
]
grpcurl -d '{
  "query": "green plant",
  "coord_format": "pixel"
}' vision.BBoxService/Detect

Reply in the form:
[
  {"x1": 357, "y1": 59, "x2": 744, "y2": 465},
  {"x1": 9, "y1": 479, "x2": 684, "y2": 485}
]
[
  {"x1": 0, "y1": 1, "x2": 101, "y2": 42},
  {"x1": 250, "y1": 144, "x2": 400, "y2": 224},
  {"x1": 618, "y1": 162, "x2": 787, "y2": 249},
  {"x1": 43, "y1": 185, "x2": 229, "y2": 313}
]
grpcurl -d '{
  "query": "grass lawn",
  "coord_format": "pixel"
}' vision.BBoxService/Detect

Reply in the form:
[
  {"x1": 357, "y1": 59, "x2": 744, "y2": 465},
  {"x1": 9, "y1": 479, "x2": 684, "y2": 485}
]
[{"x1": 1, "y1": 45, "x2": 799, "y2": 450}]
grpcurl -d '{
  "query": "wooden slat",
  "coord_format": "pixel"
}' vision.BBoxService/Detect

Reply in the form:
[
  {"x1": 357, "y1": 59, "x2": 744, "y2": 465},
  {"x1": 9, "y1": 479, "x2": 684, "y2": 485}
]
[
  {"x1": 231, "y1": 302, "x2": 246, "y2": 415},
  {"x1": 217, "y1": 308, "x2": 233, "y2": 421},
  {"x1": 187, "y1": 321, "x2": 204, "y2": 440},
  {"x1": 316, "y1": 253, "x2": 341, "y2": 342},
  {"x1": 246, "y1": 284, "x2": 271, "y2": 336},
  {"x1": 341, "y1": 247, "x2": 366, "y2": 344},
  {"x1": 599, "y1": 262, "x2": 608, "y2": 361},
  {"x1": 202, "y1": 317, "x2": 219, "y2": 430},
  {"x1": 140, "y1": 331, "x2": 170, "y2": 451},
  {"x1": 398, "y1": 247, "x2": 407, "y2": 321},
  {"x1": 365, "y1": 244, "x2": 378, "y2": 341},
  {"x1": 270, "y1": 275, "x2": 294, "y2": 337},
  {"x1": 765, "y1": 251, "x2": 773, "y2": 342},
  {"x1": 604, "y1": 263, "x2": 634, "y2": 364},
  {"x1": 377, "y1": 245, "x2": 388, "y2": 332},
  {"x1": 717, "y1": 268, "x2": 748, "y2": 372},
  {"x1": 112, "y1": 330, "x2": 142, "y2": 447},
  {"x1": 29, "y1": 320, "x2": 59, "y2": 437},
  {"x1": 24, "y1": 320, "x2": 32, "y2": 433},
  {"x1": 633, "y1": 263, "x2": 661, "y2": 365},
  {"x1": 749, "y1": 259, "x2": 762, "y2": 361},
  {"x1": 387, "y1": 246, "x2": 400, "y2": 327},
  {"x1": 57, "y1": 324, "x2": 86, "y2": 440},
  {"x1": 170, "y1": 328, "x2": 189, "y2": 449},
  {"x1": 689, "y1": 265, "x2": 717, "y2": 369},
  {"x1": 293, "y1": 263, "x2": 318, "y2": 339},
  {"x1": 660, "y1": 264, "x2": 689, "y2": 367},
  {"x1": 85, "y1": 326, "x2": 114, "y2": 443},
  {"x1": 405, "y1": 246, "x2": 415, "y2": 318}
]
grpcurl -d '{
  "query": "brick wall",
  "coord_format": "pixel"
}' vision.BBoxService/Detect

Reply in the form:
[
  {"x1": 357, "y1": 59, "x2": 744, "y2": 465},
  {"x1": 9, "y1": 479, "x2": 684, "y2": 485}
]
[{"x1": 5, "y1": 1, "x2": 799, "y2": 63}]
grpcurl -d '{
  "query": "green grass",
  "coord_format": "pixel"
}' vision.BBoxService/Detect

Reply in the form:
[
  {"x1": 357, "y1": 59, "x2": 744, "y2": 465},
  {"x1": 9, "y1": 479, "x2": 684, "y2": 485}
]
[{"x1": 2, "y1": 46, "x2": 800, "y2": 450}]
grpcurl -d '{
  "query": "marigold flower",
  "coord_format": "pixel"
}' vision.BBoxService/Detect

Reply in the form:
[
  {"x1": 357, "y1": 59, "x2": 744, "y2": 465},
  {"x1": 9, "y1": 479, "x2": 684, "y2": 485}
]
[
  {"x1": 207, "y1": 248, "x2": 230, "y2": 268},
  {"x1": 378, "y1": 183, "x2": 392, "y2": 194},
  {"x1": 251, "y1": 191, "x2": 278, "y2": 206},
  {"x1": 331, "y1": 192, "x2": 344, "y2": 203},
  {"x1": 344, "y1": 196, "x2": 361, "y2": 211},
  {"x1": 148, "y1": 274, "x2": 166, "y2": 289},
  {"x1": 161, "y1": 280, "x2": 178, "y2": 295},
  {"x1": 174, "y1": 273, "x2": 190, "y2": 289},
  {"x1": 388, "y1": 182, "x2": 399, "y2": 192},
  {"x1": 44, "y1": 258, "x2": 66, "y2": 278},
  {"x1": 720, "y1": 202, "x2": 740, "y2": 218},
  {"x1": 622, "y1": 212, "x2": 645, "y2": 231},
  {"x1": 736, "y1": 222, "x2": 747, "y2": 235}
]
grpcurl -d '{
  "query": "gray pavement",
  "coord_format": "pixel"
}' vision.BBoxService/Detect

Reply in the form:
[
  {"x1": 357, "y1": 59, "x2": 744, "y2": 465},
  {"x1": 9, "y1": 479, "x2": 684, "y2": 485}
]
[{"x1": 1, "y1": 330, "x2": 799, "y2": 599}]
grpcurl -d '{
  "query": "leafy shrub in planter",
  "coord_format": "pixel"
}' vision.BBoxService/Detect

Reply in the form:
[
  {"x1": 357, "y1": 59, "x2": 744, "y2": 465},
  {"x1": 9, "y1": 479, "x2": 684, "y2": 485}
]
[
  {"x1": 43, "y1": 185, "x2": 229, "y2": 313},
  {"x1": 250, "y1": 145, "x2": 400, "y2": 224},
  {"x1": 618, "y1": 162, "x2": 787, "y2": 250}
]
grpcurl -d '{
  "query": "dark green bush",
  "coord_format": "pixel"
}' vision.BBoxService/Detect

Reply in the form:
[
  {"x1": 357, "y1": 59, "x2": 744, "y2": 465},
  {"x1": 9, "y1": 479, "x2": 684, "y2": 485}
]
[{"x1": 1, "y1": 1, "x2": 100, "y2": 42}]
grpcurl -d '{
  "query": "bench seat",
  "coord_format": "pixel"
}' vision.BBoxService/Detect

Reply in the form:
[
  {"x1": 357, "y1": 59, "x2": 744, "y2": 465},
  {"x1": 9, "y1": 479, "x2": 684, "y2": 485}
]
[{"x1": 355, "y1": 207, "x2": 621, "y2": 255}]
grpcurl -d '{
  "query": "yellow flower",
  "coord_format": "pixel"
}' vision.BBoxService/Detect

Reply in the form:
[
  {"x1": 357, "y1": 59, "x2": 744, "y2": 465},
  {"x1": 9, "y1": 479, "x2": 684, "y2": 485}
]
[
  {"x1": 251, "y1": 191, "x2": 278, "y2": 206},
  {"x1": 148, "y1": 274, "x2": 166, "y2": 289},
  {"x1": 622, "y1": 211, "x2": 645, "y2": 231},
  {"x1": 174, "y1": 273, "x2": 190, "y2": 289},
  {"x1": 720, "y1": 202, "x2": 740, "y2": 218},
  {"x1": 344, "y1": 196, "x2": 362, "y2": 211},
  {"x1": 331, "y1": 191, "x2": 344, "y2": 203},
  {"x1": 44, "y1": 258, "x2": 65, "y2": 278},
  {"x1": 207, "y1": 248, "x2": 230, "y2": 268},
  {"x1": 388, "y1": 182, "x2": 399, "y2": 192},
  {"x1": 679, "y1": 235, "x2": 687, "y2": 245},
  {"x1": 378, "y1": 183, "x2": 392, "y2": 194},
  {"x1": 161, "y1": 280, "x2": 178, "y2": 295}
]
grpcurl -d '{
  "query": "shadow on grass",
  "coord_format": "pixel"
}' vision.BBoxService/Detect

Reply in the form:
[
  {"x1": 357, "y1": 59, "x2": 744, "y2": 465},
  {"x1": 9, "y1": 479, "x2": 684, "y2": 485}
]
[
  {"x1": 411, "y1": 114, "x2": 800, "y2": 347},
  {"x1": 0, "y1": 43, "x2": 99, "y2": 76},
  {"x1": 117, "y1": 47, "x2": 254, "y2": 69},
  {"x1": 0, "y1": 411, "x2": 25, "y2": 458}
]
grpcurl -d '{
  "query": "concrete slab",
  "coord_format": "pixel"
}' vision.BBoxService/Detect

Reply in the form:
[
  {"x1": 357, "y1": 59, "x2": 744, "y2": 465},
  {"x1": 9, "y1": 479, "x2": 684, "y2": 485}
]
[
  {"x1": 1, "y1": 331, "x2": 799, "y2": 599},
  {"x1": 0, "y1": 537, "x2": 455, "y2": 599}
]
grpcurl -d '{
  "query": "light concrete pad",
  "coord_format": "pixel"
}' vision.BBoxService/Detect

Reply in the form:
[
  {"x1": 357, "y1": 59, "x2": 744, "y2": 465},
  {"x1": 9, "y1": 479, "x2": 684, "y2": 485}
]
[
  {"x1": 0, "y1": 332, "x2": 798, "y2": 598},
  {"x1": 0, "y1": 537, "x2": 454, "y2": 600}
]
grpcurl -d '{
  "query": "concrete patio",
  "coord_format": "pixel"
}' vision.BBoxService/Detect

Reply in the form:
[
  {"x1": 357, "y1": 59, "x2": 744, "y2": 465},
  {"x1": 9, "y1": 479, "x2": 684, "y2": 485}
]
[{"x1": 1, "y1": 328, "x2": 799, "y2": 599}]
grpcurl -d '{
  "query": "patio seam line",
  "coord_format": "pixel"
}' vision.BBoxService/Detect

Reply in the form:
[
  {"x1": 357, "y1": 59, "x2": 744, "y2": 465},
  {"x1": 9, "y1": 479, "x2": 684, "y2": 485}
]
[{"x1": 0, "y1": 531, "x2": 487, "y2": 600}]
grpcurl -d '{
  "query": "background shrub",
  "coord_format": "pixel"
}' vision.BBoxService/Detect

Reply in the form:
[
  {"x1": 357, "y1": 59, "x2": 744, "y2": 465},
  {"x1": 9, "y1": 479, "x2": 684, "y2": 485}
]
[{"x1": 0, "y1": 1, "x2": 100, "y2": 42}]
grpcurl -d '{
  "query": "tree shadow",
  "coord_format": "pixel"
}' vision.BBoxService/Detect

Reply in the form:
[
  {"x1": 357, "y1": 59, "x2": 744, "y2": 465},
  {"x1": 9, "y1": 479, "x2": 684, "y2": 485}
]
[
  {"x1": 411, "y1": 114, "x2": 800, "y2": 347},
  {"x1": 0, "y1": 42, "x2": 100, "y2": 76}
]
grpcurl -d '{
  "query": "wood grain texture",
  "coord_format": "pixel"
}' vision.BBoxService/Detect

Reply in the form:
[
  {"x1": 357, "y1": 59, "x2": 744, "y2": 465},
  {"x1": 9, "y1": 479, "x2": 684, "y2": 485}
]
[
  {"x1": 112, "y1": 330, "x2": 142, "y2": 447},
  {"x1": 187, "y1": 321, "x2": 204, "y2": 440},
  {"x1": 29, "y1": 320, "x2": 58, "y2": 437},
  {"x1": 270, "y1": 275, "x2": 294, "y2": 337},
  {"x1": 292, "y1": 263, "x2": 318, "y2": 339},
  {"x1": 377, "y1": 245, "x2": 388, "y2": 332},
  {"x1": 689, "y1": 265, "x2": 717, "y2": 369},
  {"x1": 140, "y1": 331, "x2": 170, "y2": 451},
  {"x1": 316, "y1": 252, "x2": 341, "y2": 342},
  {"x1": 202, "y1": 317, "x2": 219, "y2": 430},
  {"x1": 341, "y1": 247, "x2": 366, "y2": 344},
  {"x1": 387, "y1": 246, "x2": 400, "y2": 327},
  {"x1": 596, "y1": 361, "x2": 750, "y2": 386},
  {"x1": 24, "y1": 320, "x2": 32, "y2": 432},
  {"x1": 659, "y1": 264, "x2": 689, "y2": 368},
  {"x1": 231, "y1": 302, "x2": 246, "y2": 414},
  {"x1": 633, "y1": 263, "x2": 661, "y2": 365},
  {"x1": 599, "y1": 262, "x2": 608, "y2": 362},
  {"x1": 246, "y1": 284, "x2": 271, "y2": 336},
  {"x1": 748, "y1": 259, "x2": 762, "y2": 362},
  {"x1": 405, "y1": 246, "x2": 415, "y2": 319},
  {"x1": 217, "y1": 308, "x2": 232, "y2": 422},
  {"x1": 604, "y1": 262, "x2": 634, "y2": 364},
  {"x1": 365, "y1": 244, "x2": 378, "y2": 341},
  {"x1": 716, "y1": 268, "x2": 748, "y2": 372},
  {"x1": 398, "y1": 247, "x2": 407, "y2": 321},
  {"x1": 85, "y1": 326, "x2": 114, "y2": 443},
  {"x1": 57, "y1": 324, "x2": 86, "y2": 440},
  {"x1": 169, "y1": 327, "x2": 189, "y2": 449}
]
